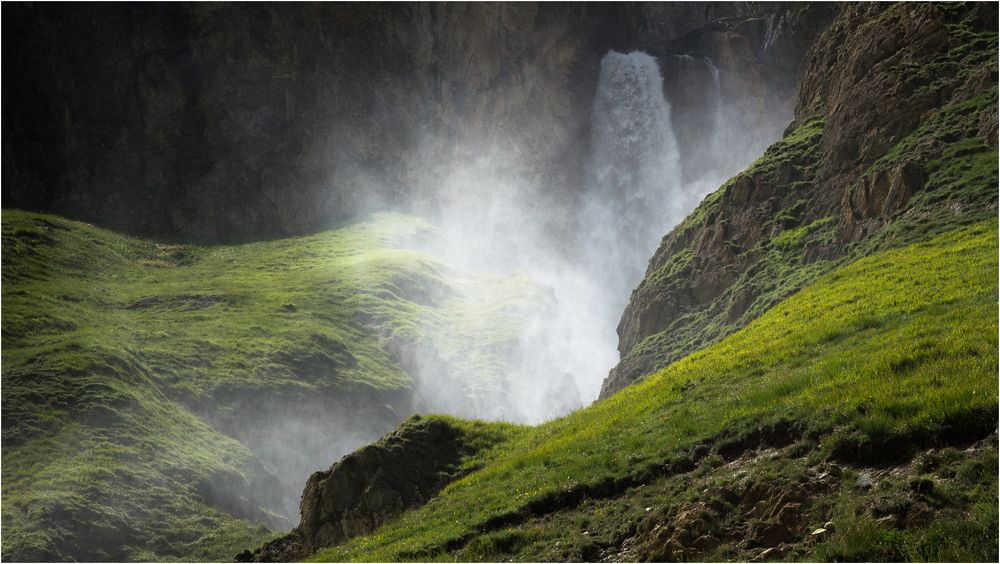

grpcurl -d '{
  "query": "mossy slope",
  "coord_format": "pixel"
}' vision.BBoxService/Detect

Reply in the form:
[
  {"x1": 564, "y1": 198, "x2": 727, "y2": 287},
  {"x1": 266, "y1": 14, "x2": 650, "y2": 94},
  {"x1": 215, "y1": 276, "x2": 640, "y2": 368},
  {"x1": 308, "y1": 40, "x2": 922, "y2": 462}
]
[{"x1": 1, "y1": 209, "x2": 545, "y2": 561}]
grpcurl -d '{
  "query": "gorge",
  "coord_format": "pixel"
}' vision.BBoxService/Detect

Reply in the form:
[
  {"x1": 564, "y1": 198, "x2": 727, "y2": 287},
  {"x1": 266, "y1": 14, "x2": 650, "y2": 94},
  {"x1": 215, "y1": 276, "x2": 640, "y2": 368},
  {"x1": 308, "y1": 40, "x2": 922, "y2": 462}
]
[{"x1": 2, "y1": 2, "x2": 997, "y2": 563}]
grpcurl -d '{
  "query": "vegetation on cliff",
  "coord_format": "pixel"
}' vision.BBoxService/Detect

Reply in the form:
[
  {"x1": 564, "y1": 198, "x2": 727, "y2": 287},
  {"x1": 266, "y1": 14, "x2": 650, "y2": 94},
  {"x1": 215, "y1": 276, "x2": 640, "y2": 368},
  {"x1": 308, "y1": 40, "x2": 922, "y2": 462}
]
[
  {"x1": 4, "y1": 3, "x2": 997, "y2": 563},
  {"x1": 603, "y1": 1, "x2": 998, "y2": 397},
  {"x1": 238, "y1": 415, "x2": 525, "y2": 562}
]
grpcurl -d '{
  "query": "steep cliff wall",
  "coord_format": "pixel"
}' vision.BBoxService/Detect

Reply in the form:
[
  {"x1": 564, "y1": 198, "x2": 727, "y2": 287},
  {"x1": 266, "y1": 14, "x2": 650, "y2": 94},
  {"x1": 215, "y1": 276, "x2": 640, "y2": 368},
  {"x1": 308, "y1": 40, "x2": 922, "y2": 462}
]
[
  {"x1": 603, "y1": 1, "x2": 998, "y2": 397},
  {"x1": 4, "y1": 2, "x2": 813, "y2": 243}
]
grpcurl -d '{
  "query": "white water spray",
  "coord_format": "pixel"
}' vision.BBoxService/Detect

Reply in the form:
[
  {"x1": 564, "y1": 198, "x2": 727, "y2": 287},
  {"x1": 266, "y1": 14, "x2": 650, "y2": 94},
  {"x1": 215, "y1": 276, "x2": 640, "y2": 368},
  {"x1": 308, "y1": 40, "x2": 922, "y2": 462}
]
[
  {"x1": 585, "y1": 51, "x2": 687, "y2": 301},
  {"x1": 396, "y1": 50, "x2": 785, "y2": 424}
]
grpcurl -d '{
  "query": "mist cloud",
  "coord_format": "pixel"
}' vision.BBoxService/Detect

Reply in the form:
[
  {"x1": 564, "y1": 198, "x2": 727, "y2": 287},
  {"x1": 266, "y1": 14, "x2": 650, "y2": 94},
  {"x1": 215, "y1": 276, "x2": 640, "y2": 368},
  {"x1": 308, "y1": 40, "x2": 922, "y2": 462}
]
[{"x1": 388, "y1": 50, "x2": 787, "y2": 423}]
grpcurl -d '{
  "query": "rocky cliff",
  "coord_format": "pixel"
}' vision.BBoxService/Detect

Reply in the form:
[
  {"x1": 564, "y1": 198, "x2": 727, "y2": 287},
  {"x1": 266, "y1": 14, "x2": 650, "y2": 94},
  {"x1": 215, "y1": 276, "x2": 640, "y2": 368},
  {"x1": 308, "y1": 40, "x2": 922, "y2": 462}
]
[
  {"x1": 602, "y1": 1, "x2": 998, "y2": 397},
  {"x1": 5, "y1": 2, "x2": 818, "y2": 243}
]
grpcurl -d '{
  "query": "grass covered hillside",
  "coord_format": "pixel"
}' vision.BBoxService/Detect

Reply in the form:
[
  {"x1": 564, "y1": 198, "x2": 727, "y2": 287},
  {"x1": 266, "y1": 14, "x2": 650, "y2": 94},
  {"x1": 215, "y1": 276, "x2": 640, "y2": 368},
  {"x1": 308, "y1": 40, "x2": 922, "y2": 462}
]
[
  {"x1": 1, "y1": 209, "x2": 548, "y2": 561},
  {"x1": 312, "y1": 219, "x2": 998, "y2": 562}
]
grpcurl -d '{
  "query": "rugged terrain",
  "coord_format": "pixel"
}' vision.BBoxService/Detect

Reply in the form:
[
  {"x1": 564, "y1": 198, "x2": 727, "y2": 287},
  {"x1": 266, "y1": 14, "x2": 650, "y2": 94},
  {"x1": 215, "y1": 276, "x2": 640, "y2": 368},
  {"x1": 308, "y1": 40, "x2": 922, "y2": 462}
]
[
  {"x1": 603, "y1": 1, "x2": 998, "y2": 396},
  {"x1": 3, "y1": 2, "x2": 825, "y2": 242},
  {"x1": 237, "y1": 3, "x2": 997, "y2": 562},
  {"x1": 297, "y1": 218, "x2": 998, "y2": 562},
  {"x1": 2, "y1": 2, "x2": 997, "y2": 563}
]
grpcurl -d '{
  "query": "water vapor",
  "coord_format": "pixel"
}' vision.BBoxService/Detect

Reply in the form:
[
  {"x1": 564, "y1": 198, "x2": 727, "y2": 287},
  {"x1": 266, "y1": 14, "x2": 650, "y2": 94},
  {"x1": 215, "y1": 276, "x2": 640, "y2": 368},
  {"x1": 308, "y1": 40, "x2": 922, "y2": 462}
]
[
  {"x1": 240, "y1": 49, "x2": 790, "y2": 520},
  {"x1": 392, "y1": 50, "x2": 787, "y2": 423}
]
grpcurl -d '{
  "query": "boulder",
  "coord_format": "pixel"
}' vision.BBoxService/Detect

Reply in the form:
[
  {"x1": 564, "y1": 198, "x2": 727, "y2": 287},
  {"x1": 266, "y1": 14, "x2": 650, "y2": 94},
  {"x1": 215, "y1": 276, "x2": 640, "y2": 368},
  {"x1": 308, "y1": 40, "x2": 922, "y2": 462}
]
[{"x1": 298, "y1": 416, "x2": 473, "y2": 550}]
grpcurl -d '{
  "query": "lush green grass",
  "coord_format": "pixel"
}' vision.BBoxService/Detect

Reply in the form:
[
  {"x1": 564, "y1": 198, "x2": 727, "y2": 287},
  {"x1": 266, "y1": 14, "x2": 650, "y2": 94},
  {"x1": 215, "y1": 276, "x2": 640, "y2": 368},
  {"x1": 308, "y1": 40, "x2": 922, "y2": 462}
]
[
  {"x1": 1, "y1": 342, "x2": 281, "y2": 561},
  {"x1": 313, "y1": 219, "x2": 998, "y2": 561},
  {"x1": 809, "y1": 441, "x2": 999, "y2": 562},
  {"x1": 3, "y1": 210, "x2": 546, "y2": 403},
  {"x1": 1, "y1": 209, "x2": 545, "y2": 561},
  {"x1": 375, "y1": 413, "x2": 530, "y2": 478}
]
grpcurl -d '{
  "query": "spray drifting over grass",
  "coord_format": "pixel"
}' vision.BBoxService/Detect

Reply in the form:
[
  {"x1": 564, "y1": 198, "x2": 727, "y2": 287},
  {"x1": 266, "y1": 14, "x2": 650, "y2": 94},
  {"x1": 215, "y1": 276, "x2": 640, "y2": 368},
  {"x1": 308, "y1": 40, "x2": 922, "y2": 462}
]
[
  {"x1": 402, "y1": 50, "x2": 786, "y2": 421},
  {"x1": 1, "y1": 49, "x2": 791, "y2": 558},
  {"x1": 0, "y1": 210, "x2": 550, "y2": 558},
  {"x1": 313, "y1": 219, "x2": 999, "y2": 562}
]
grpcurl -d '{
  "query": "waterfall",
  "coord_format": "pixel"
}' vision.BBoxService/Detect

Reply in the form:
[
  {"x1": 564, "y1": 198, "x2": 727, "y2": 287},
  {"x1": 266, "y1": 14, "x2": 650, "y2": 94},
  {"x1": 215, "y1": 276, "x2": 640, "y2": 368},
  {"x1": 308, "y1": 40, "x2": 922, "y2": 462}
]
[
  {"x1": 587, "y1": 50, "x2": 682, "y2": 294},
  {"x1": 701, "y1": 56, "x2": 727, "y2": 161},
  {"x1": 450, "y1": 50, "x2": 778, "y2": 417},
  {"x1": 703, "y1": 56, "x2": 722, "y2": 108}
]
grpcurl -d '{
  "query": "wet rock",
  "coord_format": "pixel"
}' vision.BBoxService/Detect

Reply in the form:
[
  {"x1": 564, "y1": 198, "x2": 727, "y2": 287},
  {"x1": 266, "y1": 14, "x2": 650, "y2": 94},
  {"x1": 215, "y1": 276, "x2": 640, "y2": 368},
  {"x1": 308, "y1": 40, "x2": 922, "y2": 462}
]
[{"x1": 243, "y1": 415, "x2": 501, "y2": 561}]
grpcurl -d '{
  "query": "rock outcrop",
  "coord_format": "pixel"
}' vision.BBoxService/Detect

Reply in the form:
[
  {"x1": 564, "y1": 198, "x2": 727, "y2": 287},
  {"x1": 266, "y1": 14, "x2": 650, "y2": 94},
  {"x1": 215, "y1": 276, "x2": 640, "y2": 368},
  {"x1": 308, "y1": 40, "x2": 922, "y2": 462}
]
[
  {"x1": 194, "y1": 383, "x2": 410, "y2": 520},
  {"x1": 602, "y1": 1, "x2": 999, "y2": 397},
  {"x1": 236, "y1": 415, "x2": 510, "y2": 562}
]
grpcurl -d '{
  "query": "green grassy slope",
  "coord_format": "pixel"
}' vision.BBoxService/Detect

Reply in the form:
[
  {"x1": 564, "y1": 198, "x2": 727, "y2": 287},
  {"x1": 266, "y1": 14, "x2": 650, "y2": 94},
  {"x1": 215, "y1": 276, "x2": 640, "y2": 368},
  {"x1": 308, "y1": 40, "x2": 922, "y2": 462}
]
[
  {"x1": 313, "y1": 219, "x2": 998, "y2": 562},
  {"x1": 1, "y1": 210, "x2": 546, "y2": 561}
]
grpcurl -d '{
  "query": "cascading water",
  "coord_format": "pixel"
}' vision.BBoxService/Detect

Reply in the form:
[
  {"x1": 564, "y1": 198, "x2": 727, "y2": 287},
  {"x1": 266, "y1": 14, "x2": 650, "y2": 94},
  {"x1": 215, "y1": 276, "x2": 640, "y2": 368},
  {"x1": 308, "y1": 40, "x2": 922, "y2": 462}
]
[
  {"x1": 697, "y1": 55, "x2": 729, "y2": 173},
  {"x1": 585, "y1": 50, "x2": 684, "y2": 298},
  {"x1": 400, "y1": 49, "x2": 787, "y2": 423},
  {"x1": 703, "y1": 57, "x2": 724, "y2": 134},
  {"x1": 662, "y1": 53, "x2": 729, "y2": 185}
]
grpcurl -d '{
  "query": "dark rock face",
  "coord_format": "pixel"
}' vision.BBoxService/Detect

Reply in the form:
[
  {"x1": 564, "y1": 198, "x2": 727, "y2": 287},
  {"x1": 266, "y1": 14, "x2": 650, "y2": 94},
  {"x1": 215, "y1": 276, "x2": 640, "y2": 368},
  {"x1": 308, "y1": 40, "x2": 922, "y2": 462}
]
[
  {"x1": 601, "y1": 116, "x2": 829, "y2": 398},
  {"x1": 296, "y1": 416, "x2": 475, "y2": 550},
  {"x1": 237, "y1": 415, "x2": 496, "y2": 561},
  {"x1": 650, "y1": 2, "x2": 840, "y2": 185},
  {"x1": 601, "y1": 2, "x2": 999, "y2": 397},
  {"x1": 5, "y1": 2, "x2": 808, "y2": 243}
]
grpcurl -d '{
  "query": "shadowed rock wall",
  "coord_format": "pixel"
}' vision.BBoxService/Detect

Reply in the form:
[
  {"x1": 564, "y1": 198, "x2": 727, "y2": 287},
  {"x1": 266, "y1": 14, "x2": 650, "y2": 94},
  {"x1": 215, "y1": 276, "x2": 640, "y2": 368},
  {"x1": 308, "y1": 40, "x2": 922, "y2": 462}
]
[{"x1": 4, "y1": 2, "x2": 813, "y2": 243}]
